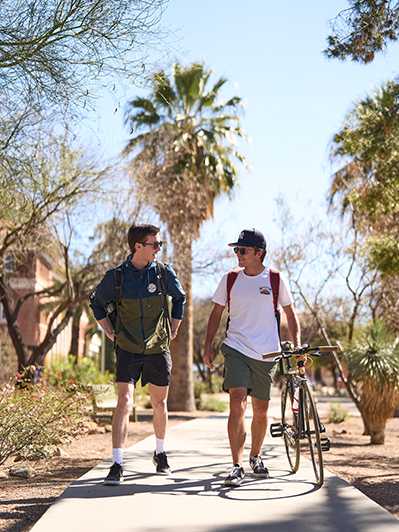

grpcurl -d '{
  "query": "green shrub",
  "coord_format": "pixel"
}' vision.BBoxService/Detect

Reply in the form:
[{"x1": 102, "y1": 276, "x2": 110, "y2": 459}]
[
  {"x1": 328, "y1": 402, "x2": 349, "y2": 424},
  {"x1": 199, "y1": 396, "x2": 227, "y2": 412},
  {"x1": 134, "y1": 380, "x2": 150, "y2": 407},
  {"x1": 0, "y1": 382, "x2": 87, "y2": 464},
  {"x1": 45, "y1": 355, "x2": 113, "y2": 388},
  {"x1": 210, "y1": 374, "x2": 224, "y2": 393},
  {"x1": 194, "y1": 380, "x2": 208, "y2": 400}
]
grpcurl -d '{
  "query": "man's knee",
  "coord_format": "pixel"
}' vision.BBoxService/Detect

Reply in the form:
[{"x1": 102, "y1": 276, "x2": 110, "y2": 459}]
[
  {"x1": 252, "y1": 399, "x2": 269, "y2": 418},
  {"x1": 151, "y1": 396, "x2": 167, "y2": 411},
  {"x1": 229, "y1": 389, "x2": 247, "y2": 417},
  {"x1": 116, "y1": 392, "x2": 133, "y2": 414}
]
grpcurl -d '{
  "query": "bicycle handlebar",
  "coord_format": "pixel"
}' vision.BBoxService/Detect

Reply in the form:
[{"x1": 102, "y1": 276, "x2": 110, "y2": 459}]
[{"x1": 262, "y1": 345, "x2": 339, "y2": 360}]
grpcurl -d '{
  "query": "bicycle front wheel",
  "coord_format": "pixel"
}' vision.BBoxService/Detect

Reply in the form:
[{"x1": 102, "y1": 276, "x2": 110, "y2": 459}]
[
  {"x1": 302, "y1": 381, "x2": 324, "y2": 487},
  {"x1": 281, "y1": 380, "x2": 300, "y2": 473}
]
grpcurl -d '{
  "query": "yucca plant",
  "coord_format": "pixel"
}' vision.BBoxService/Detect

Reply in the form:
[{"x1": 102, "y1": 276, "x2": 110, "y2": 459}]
[{"x1": 345, "y1": 322, "x2": 399, "y2": 444}]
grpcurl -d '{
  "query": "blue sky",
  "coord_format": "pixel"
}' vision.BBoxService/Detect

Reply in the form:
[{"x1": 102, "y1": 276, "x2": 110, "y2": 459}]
[{"x1": 80, "y1": 1, "x2": 399, "y2": 296}]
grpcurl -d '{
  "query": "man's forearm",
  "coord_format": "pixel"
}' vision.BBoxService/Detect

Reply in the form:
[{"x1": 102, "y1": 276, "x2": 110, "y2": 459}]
[
  {"x1": 286, "y1": 313, "x2": 301, "y2": 346},
  {"x1": 98, "y1": 317, "x2": 115, "y2": 341},
  {"x1": 204, "y1": 311, "x2": 222, "y2": 351},
  {"x1": 171, "y1": 319, "x2": 181, "y2": 336}
]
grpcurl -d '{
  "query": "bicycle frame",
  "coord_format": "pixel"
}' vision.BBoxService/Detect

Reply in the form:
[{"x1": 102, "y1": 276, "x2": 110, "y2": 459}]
[
  {"x1": 269, "y1": 345, "x2": 335, "y2": 486},
  {"x1": 280, "y1": 358, "x2": 308, "y2": 440}
]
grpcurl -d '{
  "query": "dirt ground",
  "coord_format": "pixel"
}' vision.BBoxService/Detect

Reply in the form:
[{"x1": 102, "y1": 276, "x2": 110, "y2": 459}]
[
  {"x1": 1, "y1": 412, "x2": 398, "y2": 531},
  {"x1": 322, "y1": 416, "x2": 399, "y2": 519}
]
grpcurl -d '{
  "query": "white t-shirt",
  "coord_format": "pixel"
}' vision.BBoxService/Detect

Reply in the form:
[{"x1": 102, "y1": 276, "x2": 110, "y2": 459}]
[{"x1": 212, "y1": 268, "x2": 293, "y2": 361}]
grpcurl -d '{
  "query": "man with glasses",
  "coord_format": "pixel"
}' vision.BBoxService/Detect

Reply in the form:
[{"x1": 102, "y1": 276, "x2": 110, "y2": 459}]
[
  {"x1": 203, "y1": 229, "x2": 301, "y2": 487},
  {"x1": 90, "y1": 224, "x2": 186, "y2": 485}
]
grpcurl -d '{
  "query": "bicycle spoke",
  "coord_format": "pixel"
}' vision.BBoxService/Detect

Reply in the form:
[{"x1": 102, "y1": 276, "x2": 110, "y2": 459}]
[
  {"x1": 302, "y1": 382, "x2": 324, "y2": 487},
  {"x1": 281, "y1": 381, "x2": 300, "y2": 473}
]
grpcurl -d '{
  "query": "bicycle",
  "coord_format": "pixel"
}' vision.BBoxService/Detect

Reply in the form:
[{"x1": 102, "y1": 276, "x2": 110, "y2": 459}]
[{"x1": 263, "y1": 343, "x2": 337, "y2": 487}]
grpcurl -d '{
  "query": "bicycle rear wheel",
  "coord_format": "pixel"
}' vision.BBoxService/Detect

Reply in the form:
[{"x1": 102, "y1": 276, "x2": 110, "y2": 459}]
[
  {"x1": 302, "y1": 381, "x2": 324, "y2": 487},
  {"x1": 281, "y1": 380, "x2": 300, "y2": 473}
]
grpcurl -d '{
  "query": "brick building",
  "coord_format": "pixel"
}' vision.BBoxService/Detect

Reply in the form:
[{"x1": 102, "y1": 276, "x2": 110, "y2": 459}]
[{"x1": 0, "y1": 251, "x2": 92, "y2": 364}]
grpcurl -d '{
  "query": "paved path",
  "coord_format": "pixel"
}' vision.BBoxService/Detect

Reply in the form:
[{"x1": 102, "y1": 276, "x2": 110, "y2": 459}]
[{"x1": 31, "y1": 414, "x2": 398, "y2": 532}]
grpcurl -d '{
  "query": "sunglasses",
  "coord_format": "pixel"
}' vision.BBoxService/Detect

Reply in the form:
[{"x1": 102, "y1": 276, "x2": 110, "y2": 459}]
[
  {"x1": 233, "y1": 246, "x2": 251, "y2": 255},
  {"x1": 142, "y1": 240, "x2": 163, "y2": 250}
]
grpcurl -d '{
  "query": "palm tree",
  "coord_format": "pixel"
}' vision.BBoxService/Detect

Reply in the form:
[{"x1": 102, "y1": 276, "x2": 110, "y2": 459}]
[
  {"x1": 123, "y1": 63, "x2": 245, "y2": 410},
  {"x1": 330, "y1": 81, "x2": 399, "y2": 276}
]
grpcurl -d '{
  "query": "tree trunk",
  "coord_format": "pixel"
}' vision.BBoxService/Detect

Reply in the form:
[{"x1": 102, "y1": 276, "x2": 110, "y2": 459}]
[
  {"x1": 370, "y1": 429, "x2": 385, "y2": 445},
  {"x1": 69, "y1": 306, "x2": 83, "y2": 363},
  {"x1": 167, "y1": 239, "x2": 195, "y2": 411},
  {"x1": 28, "y1": 307, "x2": 74, "y2": 368},
  {"x1": 0, "y1": 275, "x2": 28, "y2": 371},
  {"x1": 296, "y1": 285, "x2": 371, "y2": 434},
  {"x1": 314, "y1": 365, "x2": 324, "y2": 386}
]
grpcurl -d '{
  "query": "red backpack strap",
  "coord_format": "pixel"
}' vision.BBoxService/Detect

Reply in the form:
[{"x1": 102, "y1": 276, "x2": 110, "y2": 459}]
[
  {"x1": 226, "y1": 271, "x2": 239, "y2": 332},
  {"x1": 226, "y1": 271, "x2": 239, "y2": 312},
  {"x1": 269, "y1": 268, "x2": 280, "y2": 314}
]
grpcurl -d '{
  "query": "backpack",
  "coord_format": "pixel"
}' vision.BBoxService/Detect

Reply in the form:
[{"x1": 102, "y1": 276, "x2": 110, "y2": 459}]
[{"x1": 226, "y1": 268, "x2": 281, "y2": 337}]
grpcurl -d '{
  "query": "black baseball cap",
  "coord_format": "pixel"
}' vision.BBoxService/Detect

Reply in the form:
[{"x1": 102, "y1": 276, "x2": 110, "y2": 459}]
[{"x1": 228, "y1": 228, "x2": 267, "y2": 249}]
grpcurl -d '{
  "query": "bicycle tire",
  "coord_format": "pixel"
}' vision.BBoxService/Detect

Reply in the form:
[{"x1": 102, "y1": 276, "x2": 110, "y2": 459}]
[
  {"x1": 281, "y1": 380, "x2": 300, "y2": 473},
  {"x1": 302, "y1": 381, "x2": 324, "y2": 487}
]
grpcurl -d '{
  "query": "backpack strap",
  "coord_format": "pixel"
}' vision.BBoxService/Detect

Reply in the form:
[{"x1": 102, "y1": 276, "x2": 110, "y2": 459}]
[
  {"x1": 269, "y1": 268, "x2": 281, "y2": 339},
  {"x1": 156, "y1": 261, "x2": 171, "y2": 329},
  {"x1": 113, "y1": 268, "x2": 123, "y2": 335},
  {"x1": 226, "y1": 270, "x2": 239, "y2": 332},
  {"x1": 269, "y1": 268, "x2": 280, "y2": 314}
]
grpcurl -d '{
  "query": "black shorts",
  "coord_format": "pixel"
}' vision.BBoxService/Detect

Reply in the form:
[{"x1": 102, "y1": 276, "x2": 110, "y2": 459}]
[{"x1": 115, "y1": 347, "x2": 172, "y2": 387}]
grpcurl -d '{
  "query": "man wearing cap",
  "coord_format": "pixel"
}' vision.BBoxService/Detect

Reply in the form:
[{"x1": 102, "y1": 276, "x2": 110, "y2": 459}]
[{"x1": 203, "y1": 229, "x2": 301, "y2": 487}]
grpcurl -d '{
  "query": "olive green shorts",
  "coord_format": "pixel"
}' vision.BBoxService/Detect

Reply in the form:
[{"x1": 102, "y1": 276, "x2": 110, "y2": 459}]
[{"x1": 221, "y1": 343, "x2": 276, "y2": 401}]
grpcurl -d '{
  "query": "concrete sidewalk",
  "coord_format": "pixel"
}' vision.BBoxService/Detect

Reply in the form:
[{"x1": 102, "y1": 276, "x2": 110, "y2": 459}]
[{"x1": 31, "y1": 415, "x2": 398, "y2": 532}]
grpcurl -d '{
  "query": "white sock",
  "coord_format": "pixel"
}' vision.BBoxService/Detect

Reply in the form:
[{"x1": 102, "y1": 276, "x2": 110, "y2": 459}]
[
  {"x1": 155, "y1": 438, "x2": 165, "y2": 454},
  {"x1": 112, "y1": 448, "x2": 123, "y2": 466}
]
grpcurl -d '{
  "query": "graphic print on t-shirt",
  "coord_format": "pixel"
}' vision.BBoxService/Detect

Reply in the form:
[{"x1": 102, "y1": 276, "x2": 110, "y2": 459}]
[
  {"x1": 259, "y1": 286, "x2": 271, "y2": 295},
  {"x1": 212, "y1": 268, "x2": 293, "y2": 361}
]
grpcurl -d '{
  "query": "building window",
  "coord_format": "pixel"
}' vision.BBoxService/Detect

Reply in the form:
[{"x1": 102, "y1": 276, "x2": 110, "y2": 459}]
[{"x1": 3, "y1": 255, "x2": 15, "y2": 274}]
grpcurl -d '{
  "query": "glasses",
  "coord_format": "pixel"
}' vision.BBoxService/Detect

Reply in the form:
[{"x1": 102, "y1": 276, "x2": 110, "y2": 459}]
[
  {"x1": 233, "y1": 247, "x2": 251, "y2": 255},
  {"x1": 142, "y1": 240, "x2": 163, "y2": 250}
]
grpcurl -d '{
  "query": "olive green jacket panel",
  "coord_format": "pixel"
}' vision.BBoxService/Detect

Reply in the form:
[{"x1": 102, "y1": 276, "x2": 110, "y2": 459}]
[{"x1": 115, "y1": 295, "x2": 172, "y2": 354}]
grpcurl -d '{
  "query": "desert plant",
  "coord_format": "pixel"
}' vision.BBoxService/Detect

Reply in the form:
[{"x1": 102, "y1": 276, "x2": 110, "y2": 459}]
[
  {"x1": 328, "y1": 402, "x2": 349, "y2": 424},
  {"x1": 345, "y1": 322, "x2": 399, "y2": 444},
  {"x1": 0, "y1": 382, "x2": 87, "y2": 464}
]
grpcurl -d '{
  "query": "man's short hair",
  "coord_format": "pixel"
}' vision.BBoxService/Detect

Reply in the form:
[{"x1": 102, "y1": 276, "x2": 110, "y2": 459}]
[
  {"x1": 127, "y1": 224, "x2": 160, "y2": 254},
  {"x1": 257, "y1": 248, "x2": 267, "y2": 262}
]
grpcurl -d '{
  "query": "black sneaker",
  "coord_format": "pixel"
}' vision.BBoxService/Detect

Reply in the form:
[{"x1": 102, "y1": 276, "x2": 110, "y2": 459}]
[
  {"x1": 103, "y1": 462, "x2": 123, "y2": 486},
  {"x1": 224, "y1": 464, "x2": 245, "y2": 487},
  {"x1": 249, "y1": 455, "x2": 269, "y2": 478},
  {"x1": 153, "y1": 451, "x2": 171, "y2": 475}
]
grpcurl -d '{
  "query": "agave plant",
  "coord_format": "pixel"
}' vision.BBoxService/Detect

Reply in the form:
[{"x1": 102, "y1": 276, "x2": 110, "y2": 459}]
[{"x1": 345, "y1": 322, "x2": 399, "y2": 444}]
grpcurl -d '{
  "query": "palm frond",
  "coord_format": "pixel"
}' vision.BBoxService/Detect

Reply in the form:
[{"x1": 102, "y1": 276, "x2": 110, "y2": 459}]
[
  {"x1": 153, "y1": 70, "x2": 177, "y2": 111},
  {"x1": 127, "y1": 97, "x2": 157, "y2": 114}
]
